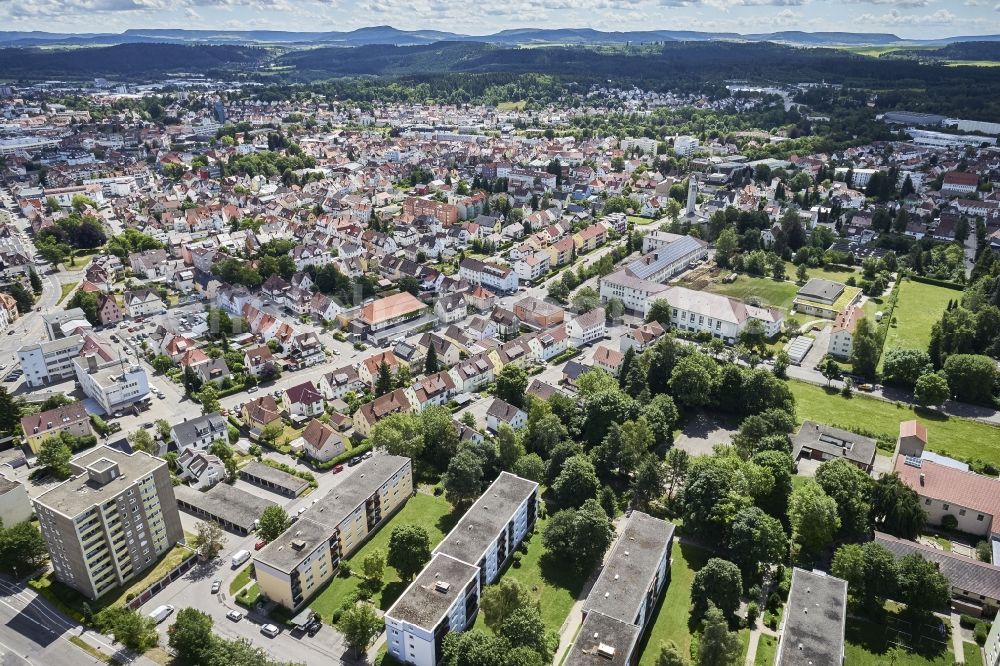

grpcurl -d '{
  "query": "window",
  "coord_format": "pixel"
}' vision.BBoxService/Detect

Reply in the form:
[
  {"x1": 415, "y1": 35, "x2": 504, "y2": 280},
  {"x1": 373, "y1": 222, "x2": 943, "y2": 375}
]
[
  {"x1": 924, "y1": 499, "x2": 931, "y2": 505},
  {"x1": 959, "y1": 509, "x2": 966, "y2": 516},
  {"x1": 943, "y1": 504, "x2": 950, "y2": 511},
  {"x1": 978, "y1": 514, "x2": 985, "y2": 521}
]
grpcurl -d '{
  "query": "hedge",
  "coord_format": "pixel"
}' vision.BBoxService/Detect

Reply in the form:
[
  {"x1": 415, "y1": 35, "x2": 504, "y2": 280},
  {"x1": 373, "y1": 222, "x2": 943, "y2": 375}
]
[
  {"x1": 258, "y1": 458, "x2": 318, "y2": 488},
  {"x1": 312, "y1": 439, "x2": 374, "y2": 470},
  {"x1": 908, "y1": 274, "x2": 965, "y2": 291}
]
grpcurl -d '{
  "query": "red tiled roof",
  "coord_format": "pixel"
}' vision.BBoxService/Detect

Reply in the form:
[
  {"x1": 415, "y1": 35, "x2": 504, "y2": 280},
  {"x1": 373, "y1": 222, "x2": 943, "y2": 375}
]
[
  {"x1": 894, "y1": 455, "x2": 1000, "y2": 534},
  {"x1": 899, "y1": 420, "x2": 927, "y2": 443}
]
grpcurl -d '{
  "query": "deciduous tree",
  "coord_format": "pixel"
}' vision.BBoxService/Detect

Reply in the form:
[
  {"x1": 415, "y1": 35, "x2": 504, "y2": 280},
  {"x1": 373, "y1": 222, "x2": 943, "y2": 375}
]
[{"x1": 387, "y1": 524, "x2": 431, "y2": 581}]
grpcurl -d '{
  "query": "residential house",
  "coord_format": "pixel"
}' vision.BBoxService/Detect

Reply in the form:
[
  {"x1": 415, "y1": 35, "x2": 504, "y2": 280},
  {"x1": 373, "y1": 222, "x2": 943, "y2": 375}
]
[
  {"x1": 792, "y1": 421, "x2": 877, "y2": 473},
  {"x1": 354, "y1": 388, "x2": 416, "y2": 438},
  {"x1": 20, "y1": 402, "x2": 93, "y2": 454},
  {"x1": 96, "y1": 294, "x2": 123, "y2": 326},
  {"x1": 176, "y1": 449, "x2": 225, "y2": 490},
  {"x1": 358, "y1": 350, "x2": 404, "y2": 389},
  {"x1": 593, "y1": 345, "x2": 624, "y2": 376},
  {"x1": 244, "y1": 344, "x2": 276, "y2": 378},
  {"x1": 283, "y1": 381, "x2": 325, "y2": 419},
  {"x1": 486, "y1": 398, "x2": 527, "y2": 432},
  {"x1": 407, "y1": 371, "x2": 457, "y2": 411},
  {"x1": 434, "y1": 293, "x2": 467, "y2": 324},
  {"x1": 449, "y1": 352, "x2": 499, "y2": 393},
  {"x1": 170, "y1": 412, "x2": 228, "y2": 453},
  {"x1": 513, "y1": 296, "x2": 564, "y2": 330},
  {"x1": 123, "y1": 289, "x2": 164, "y2": 318},
  {"x1": 243, "y1": 395, "x2": 282, "y2": 435},
  {"x1": 291, "y1": 418, "x2": 345, "y2": 463},
  {"x1": 319, "y1": 366, "x2": 365, "y2": 401},
  {"x1": 620, "y1": 321, "x2": 666, "y2": 353},
  {"x1": 828, "y1": 305, "x2": 864, "y2": 359},
  {"x1": 458, "y1": 258, "x2": 518, "y2": 294},
  {"x1": 566, "y1": 308, "x2": 606, "y2": 347}
]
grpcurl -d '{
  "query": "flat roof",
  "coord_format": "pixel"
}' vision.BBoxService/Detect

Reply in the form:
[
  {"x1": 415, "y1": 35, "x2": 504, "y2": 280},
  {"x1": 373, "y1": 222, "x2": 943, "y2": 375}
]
[
  {"x1": 776, "y1": 568, "x2": 848, "y2": 666},
  {"x1": 34, "y1": 446, "x2": 164, "y2": 518},
  {"x1": 174, "y1": 482, "x2": 277, "y2": 532},
  {"x1": 796, "y1": 278, "x2": 845, "y2": 303},
  {"x1": 309, "y1": 455, "x2": 411, "y2": 531},
  {"x1": 563, "y1": 611, "x2": 640, "y2": 666},
  {"x1": 385, "y1": 553, "x2": 479, "y2": 630},
  {"x1": 239, "y1": 461, "x2": 309, "y2": 495},
  {"x1": 434, "y1": 472, "x2": 538, "y2": 568},
  {"x1": 585, "y1": 512, "x2": 674, "y2": 626},
  {"x1": 254, "y1": 518, "x2": 329, "y2": 573}
]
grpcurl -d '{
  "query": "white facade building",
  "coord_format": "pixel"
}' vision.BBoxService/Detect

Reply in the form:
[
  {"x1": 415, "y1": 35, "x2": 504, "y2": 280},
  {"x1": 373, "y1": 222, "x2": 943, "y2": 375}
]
[
  {"x1": 18, "y1": 336, "x2": 84, "y2": 387},
  {"x1": 74, "y1": 356, "x2": 150, "y2": 414}
]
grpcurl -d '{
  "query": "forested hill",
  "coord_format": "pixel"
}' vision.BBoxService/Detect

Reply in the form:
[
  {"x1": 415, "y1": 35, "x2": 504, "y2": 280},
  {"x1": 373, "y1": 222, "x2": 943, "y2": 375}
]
[
  {"x1": 931, "y1": 41, "x2": 1000, "y2": 61},
  {"x1": 0, "y1": 43, "x2": 264, "y2": 79}
]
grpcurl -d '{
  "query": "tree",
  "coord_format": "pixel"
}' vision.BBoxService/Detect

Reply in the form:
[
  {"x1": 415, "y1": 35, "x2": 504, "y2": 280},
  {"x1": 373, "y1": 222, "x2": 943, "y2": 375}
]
[
  {"x1": 849, "y1": 317, "x2": 880, "y2": 378},
  {"x1": 197, "y1": 384, "x2": 220, "y2": 415},
  {"x1": 897, "y1": 553, "x2": 951, "y2": 614},
  {"x1": 339, "y1": 602, "x2": 383, "y2": 658},
  {"x1": 37, "y1": 437, "x2": 73, "y2": 479},
  {"x1": 498, "y1": 605, "x2": 553, "y2": 661},
  {"x1": 192, "y1": 520, "x2": 226, "y2": 561},
  {"x1": 690, "y1": 558, "x2": 743, "y2": 622},
  {"x1": 257, "y1": 505, "x2": 289, "y2": 543},
  {"x1": 513, "y1": 453, "x2": 546, "y2": 482},
  {"x1": 646, "y1": 300, "x2": 672, "y2": 327},
  {"x1": 97, "y1": 606, "x2": 159, "y2": 653},
  {"x1": 795, "y1": 263, "x2": 808, "y2": 285},
  {"x1": 715, "y1": 228, "x2": 738, "y2": 268},
  {"x1": 727, "y1": 507, "x2": 787, "y2": 578},
  {"x1": 361, "y1": 549, "x2": 385, "y2": 587},
  {"x1": 495, "y1": 365, "x2": 528, "y2": 409},
  {"x1": 387, "y1": 524, "x2": 431, "y2": 581},
  {"x1": 28, "y1": 267, "x2": 42, "y2": 294},
  {"x1": 369, "y1": 412, "x2": 424, "y2": 460},
  {"x1": 0, "y1": 520, "x2": 48, "y2": 577},
  {"x1": 788, "y1": 480, "x2": 840, "y2": 559},
  {"x1": 481, "y1": 578, "x2": 535, "y2": 629},
  {"x1": 815, "y1": 458, "x2": 873, "y2": 538},
  {"x1": 0, "y1": 387, "x2": 19, "y2": 434},
  {"x1": 375, "y1": 361, "x2": 394, "y2": 397},
  {"x1": 698, "y1": 605, "x2": 742, "y2": 666},
  {"x1": 669, "y1": 355, "x2": 715, "y2": 408},
  {"x1": 259, "y1": 421, "x2": 284, "y2": 449},
  {"x1": 497, "y1": 424, "x2": 524, "y2": 471},
  {"x1": 656, "y1": 641, "x2": 687, "y2": 666},
  {"x1": 445, "y1": 448, "x2": 484, "y2": 505},
  {"x1": 129, "y1": 428, "x2": 155, "y2": 455},
  {"x1": 942, "y1": 354, "x2": 998, "y2": 406},
  {"x1": 832, "y1": 542, "x2": 898, "y2": 609},
  {"x1": 151, "y1": 354, "x2": 173, "y2": 374},
  {"x1": 576, "y1": 368, "x2": 619, "y2": 398},
  {"x1": 664, "y1": 447, "x2": 690, "y2": 499},
  {"x1": 572, "y1": 287, "x2": 601, "y2": 314},
  {"x1": 914, "y1": 372, "x2": 950, "y2": 407},
  {"x1": 547, "y1": 280, "x2": 569, "y2": 302},
  {"x1": 551, "y1": 454, "x2": 599, "y2": 508},
  {"x1": 871, "y1": 473, "x2": 926, "y2": 538},
  {"x1": 772, "y1": 350, "x2": 789, "y2": 379},
  {"x1": 631, "y1": 454, "x2": 665, "y2": 511},
  {"x1": 819, "y1": 356, "x2": 841, "y2": 386},
  {"x1": 421, "y1": 406, "x2": 459, "y2": 469},
  {"x1": 542, "y1": 499, "x2": 614, "y2": 573},
  {"x1": 168, "y1": 608, "x2": 215, "y2": 666},
  {"x1": 424, "y1": 343, "x2": 439, "y2": 373},
  {"x1": 881, "y1": 348, "x2": 932, "y2": 387}
]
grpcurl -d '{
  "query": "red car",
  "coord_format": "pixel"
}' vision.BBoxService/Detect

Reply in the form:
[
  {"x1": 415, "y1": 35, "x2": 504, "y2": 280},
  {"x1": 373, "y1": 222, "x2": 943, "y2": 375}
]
[
  {"x1": 331, "y1": 464, "x2": 344, "y2": 474},
  {"x1": 254, "y1": 539, "x2": 268, "y2": 550}
]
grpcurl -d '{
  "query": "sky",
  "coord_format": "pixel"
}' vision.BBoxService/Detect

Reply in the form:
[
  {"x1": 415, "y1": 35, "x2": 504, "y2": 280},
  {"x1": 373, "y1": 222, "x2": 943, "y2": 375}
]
[{"x1": 0, "y1": 0, "x2": 998, "y2": 40}]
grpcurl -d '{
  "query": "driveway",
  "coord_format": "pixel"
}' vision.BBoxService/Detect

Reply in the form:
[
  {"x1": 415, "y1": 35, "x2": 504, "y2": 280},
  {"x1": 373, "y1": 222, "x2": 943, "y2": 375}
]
[{"x1": 674, "y1": 413, "x2": 737, "y2": 456}]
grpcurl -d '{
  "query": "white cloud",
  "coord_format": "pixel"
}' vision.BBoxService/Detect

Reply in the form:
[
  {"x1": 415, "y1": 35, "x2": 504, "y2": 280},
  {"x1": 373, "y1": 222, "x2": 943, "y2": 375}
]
[{"x1": 857, "y1": 8, "x2": 957, "y2": 23}]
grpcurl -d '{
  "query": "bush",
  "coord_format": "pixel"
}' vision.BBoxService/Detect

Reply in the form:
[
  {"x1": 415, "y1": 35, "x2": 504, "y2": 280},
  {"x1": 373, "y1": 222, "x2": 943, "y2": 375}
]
[
  {"x1": 976, "y1": 541, "x2": 992, "y2": 563},
  {"x1": 960, "y1": 614, "x2": 979, "y2": 629},
  {"x1": 746, "y1": 601, "x2": 759, "y2": 627},
  {"x1": 512, "y1": 552, "x2": 522, "y2": 568},
  {"x1": 975, "y1": 622, "x2": 989, "y2": 645},
  {"x1": 941, "y1": 514, "x2": 958, "y2": 531}
]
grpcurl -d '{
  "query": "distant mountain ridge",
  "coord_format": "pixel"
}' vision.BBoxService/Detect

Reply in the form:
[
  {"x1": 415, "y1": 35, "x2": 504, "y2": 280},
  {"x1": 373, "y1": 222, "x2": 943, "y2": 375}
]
[{"x1": 2, "y1": 25, "x2": 997, "y2": 48}]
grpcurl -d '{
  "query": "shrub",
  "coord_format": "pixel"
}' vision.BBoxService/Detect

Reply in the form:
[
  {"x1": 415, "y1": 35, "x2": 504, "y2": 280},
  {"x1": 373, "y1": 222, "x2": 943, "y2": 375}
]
[
  {"x1": 512, "y1": 552, "x2": 522, "y2": 568},
  {"x1": 746, "y1": 601, "x2": 759, "y2": 627},
  {"x1": 976, "y1": 542, "x2": 992, "y2": 563},
  {"x1": 975, "y1": 622, "x2": 988, "y2": 645},
  {"x1": 960, "y1": 614, "x2": 978, "y2": 629},
  {"x1": 942, "y1": 514, "x2": 958, "y2": 531}
]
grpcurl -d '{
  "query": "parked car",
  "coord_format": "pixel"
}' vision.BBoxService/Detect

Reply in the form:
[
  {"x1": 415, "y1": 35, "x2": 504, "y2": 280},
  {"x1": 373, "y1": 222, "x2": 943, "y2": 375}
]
[
  {"x1": 226, "y1": 610, "x2": 243, "y2": 622},
  {"x1": 148, "y1": 605, "x2": 174, "y2": 624},
  {"x1": 331, "y1": 464, "x2": 344, "y2": 474},
  {"x1": 296, "y1": 506, "x2": 307, "y2": 517},
  {"x1": 362, "y1": 451, "x2": 373, "y2": 461},
  {"x1": 261, "y1": 624, "x2": 280, "y2": 638},
  {"x1": 247, "y1": 386, "x2": 258, "y2": 393},
  {"x1": 211, "y1": 579, "x2": 222, "y2": 594},
  {"x1": 255, "y1": 539, "x2": 268, "y2": 550},
  {"x1": 347, "y1": 456, "x2": 362, "y2": 467},
  {"x1": 306, "y1": 619, "x2": 322, "y2": 637}
]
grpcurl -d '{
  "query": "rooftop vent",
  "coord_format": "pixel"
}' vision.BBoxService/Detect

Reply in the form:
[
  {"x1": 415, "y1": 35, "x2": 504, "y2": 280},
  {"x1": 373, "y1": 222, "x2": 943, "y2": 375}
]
[
  {"x1": 434, "y1": 581, "x2": 451, "y2": 593},
  {"x1": 291, "y1": 539, "x2": 306, "y2": 551},
  {"x1": 597, "y1": 643, "x2": 616, "y2": 660}
]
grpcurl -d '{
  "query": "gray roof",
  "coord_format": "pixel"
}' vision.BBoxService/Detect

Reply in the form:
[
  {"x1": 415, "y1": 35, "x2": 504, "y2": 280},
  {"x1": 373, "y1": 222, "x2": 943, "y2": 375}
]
[
  {"x1": 776, "y1": 569, "x2": 848, "y2": 666},
  {"x1": 563, "y1": 611, "x2": 640, "y2": 666},
  {"x1": 435, "y1": 472, "x2": 538, "y2": 568},
  {"x1": 34, "y1": 447, "x2": 166, "y2": 518},
  {"x1": 174, "y1": 482, "x2": 277, "y2": 532},
  {"x1": 309, "y1": 455, "x2": 411, "y2": 531},
  {"x1": 239, "y1": 461, "x2": 310, "y2": 495},
  {"x1": 0, "y1": 476, "x2": 22, "y2": 497},
  {"x1": 254, "y1": 518, "x2": 330, "y2": 573},
  {"x1": 585, "y1": 512, "x2": 674, "y2": 626},
  {"x1": 875, "y1": 532, "x2": 1000, "y2": 603},
  {"x1": 792, "y1": 421, "x2": 877, "y2": 468},
  {"x1": 171, "y1": 413, "x2": 228, "y2": 447},
  {"x1": 386, "y1": 553, "x2": 479, "y2": 630},
  {"x1": 624, "y1": 235, "x2": 707, "y2": 281},
  {"x1": 796, "y1": 278, "x2": 845, "y2": 303}
]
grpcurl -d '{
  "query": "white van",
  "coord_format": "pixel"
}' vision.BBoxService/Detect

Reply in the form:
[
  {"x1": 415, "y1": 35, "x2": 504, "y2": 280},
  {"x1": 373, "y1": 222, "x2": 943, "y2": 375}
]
[
  {"x1": 231, "y1": 549, "x2": 251, "y2": 567},
  {"x1": 148, "y1": 605, "x2": 174, "y2": 624}
]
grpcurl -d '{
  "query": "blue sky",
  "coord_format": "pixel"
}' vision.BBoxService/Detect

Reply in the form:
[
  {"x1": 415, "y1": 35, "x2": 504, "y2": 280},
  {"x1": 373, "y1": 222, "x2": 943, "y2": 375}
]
[{"x1": 0, "y1": 0, "x2": 997, "y2": 40}]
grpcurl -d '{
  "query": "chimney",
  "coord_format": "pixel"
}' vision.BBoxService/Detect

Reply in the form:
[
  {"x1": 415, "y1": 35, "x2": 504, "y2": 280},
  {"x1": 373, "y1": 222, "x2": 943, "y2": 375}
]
[
  {"x1": 919, "y1": 473, "x2": 925, "y2": 486},
  {"x1": 86, "y1": 354, "x2": 98, "y2": 372},
  {"x1": 686, "y1": 177, "x2": 698, "y2": 215}
]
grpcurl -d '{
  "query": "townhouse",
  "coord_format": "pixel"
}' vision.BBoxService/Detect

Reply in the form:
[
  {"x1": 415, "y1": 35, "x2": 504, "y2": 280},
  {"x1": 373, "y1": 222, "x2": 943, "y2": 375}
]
[
  {"x1": 123, "y1": 289, "x2": 164, "y2": 318},
  {"x1": 566, "y1": 308, "x2": 606, "y2": 347},
  {"x1": 283, "y1": 381, "x2": 325, "y2": 419}
]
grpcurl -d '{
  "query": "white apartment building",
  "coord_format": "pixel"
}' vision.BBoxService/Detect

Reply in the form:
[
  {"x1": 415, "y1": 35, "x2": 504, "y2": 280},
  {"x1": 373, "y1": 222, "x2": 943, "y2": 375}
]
[
  {"x1": 674, "y1": 135, "x2": 700, "y2": 157},
  {"x1": 386, "y1": 472, "x2": 539, "y2": 666},
  {"x1": 18, "y1": 336, "x2": 84, "y2": 387},
  {"x1": 74, "y1": 355, "x2": 150, "y2": 414},
  {"x1": 458, "y1": 258, "x2": 519, "y2": 294},
  {"x1": 621, "y1": 137, "x2": 659, "y2": 156},
  {"x1": 828, "y1": 305, "x2": 863, "y2": 359},
  {"x1": 658, "y1": 286, "x2": 784, "y2": 343}
]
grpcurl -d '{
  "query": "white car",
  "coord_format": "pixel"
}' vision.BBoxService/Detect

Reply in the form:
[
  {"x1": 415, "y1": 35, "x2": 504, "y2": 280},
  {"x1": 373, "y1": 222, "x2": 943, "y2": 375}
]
[
  {"x1": 260, "y1": 623, "x2": 280, "y2": 638},
  {"x1": 226, "y1": 610, "x2": 243, "y2": 622}
]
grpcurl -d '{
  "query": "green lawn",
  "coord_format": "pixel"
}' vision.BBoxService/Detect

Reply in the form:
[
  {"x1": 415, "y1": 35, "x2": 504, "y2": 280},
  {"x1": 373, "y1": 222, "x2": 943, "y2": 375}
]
[
  {"x1": 878, "y1": 280, "x2": 958, "y2": 369},
  {"x1": 628, "y1": 215, "x2": 656, "y2": 226},
  {"x1": 705, "y1": 274, "x2": 800, "y2": 311},
  {"x1": 473, "y1": 513, "x2": 586, "y2": 634},
  {"x1": 786, "y1": 261, "x2": 857, "y2": 284},
  {"x1": 754, "y1": 634, "x2": 779, "y2": 665},
  {"x1": 309, "y1": 492, "x2": 456, "y2": 620},
  {"x1": 845, "y1": 611, "x2": 954, "y2": 665},
  {"x1": 789, "y1": 380, "x2": 1000, "y2": 468},
  {"x1": 230, "y1": 565, "x2": 253, "y2": 595},
  {"x1": 964, "y1": 642, "x2": 985, "y2": 666},
  {"x1": 57, "y1": 281, "x2": 78, "y2": 305}
]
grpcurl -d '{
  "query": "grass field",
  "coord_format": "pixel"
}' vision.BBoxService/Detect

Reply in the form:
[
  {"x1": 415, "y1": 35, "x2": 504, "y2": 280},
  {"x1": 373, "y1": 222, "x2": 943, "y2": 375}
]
[
  {"x1": 789, "y1": 381, "x2": 1000, "y2": 467},
  {"x1": 945, "y1": 60, "x2": 1000, "y2": 67},
  {"x1": 310, "y1": 492, "x2": 455, "y2": 620},
  {"x1": 964, "y1": 642, "x2": 985, "y2": 666},
  {"x1": 786, "y1": 261, "x2": 858, "y2": 284},
  {"x1": 230, "y1": 565, "x2": 253, "y2": 595},
  {"x1": 878, "y1": 279, "x2": 958, "y2": 369},
  {"x1": 845, "y1": 610, "x2": 954, "y2": 665},
  {"x1": 754, "y1": 634, "x2": 779, "y2": 665},
  {"x1": 628, "y1": 215, "x2": 657, "y2": 226},
  {"x1": 473, "y1": 514, "x2": 585, "y2": 634},
  {"x1": 637, "y1": 542, "x2": 748, "y2": 665},
  {"x1": 705, "y1": 274, "x2": 800, "y2": 311},
  {"x1": 57, "y1": 281, "x2": 78, "y2": 305},
  {"x1": 497, "y1": 100, "x2": 527, "y2": 110}
]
